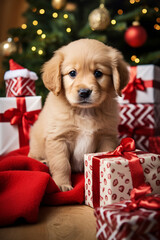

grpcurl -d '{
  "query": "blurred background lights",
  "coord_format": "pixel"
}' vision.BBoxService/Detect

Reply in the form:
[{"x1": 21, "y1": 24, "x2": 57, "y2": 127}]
[
  {"x1": 7, "y1": 37, "x2": 12, "y2": 42},
  {"x1": 117, "y1": 9, "x2": 123, "y2": 15},
  {"x1": 52, "y1": 12, "x2": 58, "y2": 18},
  {"x1": 3, "y1": 43, "x2": 10, "y2": 49},
  {"x1": 39, "y1": 9, "x2": 45, "y2": 14},
  {"x1": 41, "y1": 34, "x2": 46, "y2": 39},
  {"x1": 21, "y1": 24, "x2": 27, "y2": 29},
  {"x1": 33, "y1": 20, "x2": 38, "y2": 26},
  {"x1": 66, "y1": 27, "x2": 71, "y2": 32},
  {"x1": 142, "y1": 8, "x2": 147, "y2": 14},
  {"x1": 154, "y1": 7, "x2": 159, "y2": 12},
  {"x1": 156, "y1": 18, "x2": 160, "y2": 23},
  {"x1": 111, "y1": 19, "x2": 116, "y2": 25},
  {"x1": 31, "y1": 46, "x2": 36, "y2": 51},
  {"x1": 37, "y1": 29, "x2": 42, "y2": 35},
  {"x1": 63, "y1": 14, "x2": 68, "y2": 19},
  {"x1": 154, "y1": 24, "x2": 160, "y2": 30},
  {"x1": 131, "y1": 55, "x2": 137, "y2": 61},
  {"x1": 32, "y1": 8, "x2": 37, "y2": 12},
  {"x1": 130, "y1": 0, "x2": 135, "y2": 4},
  {"x1": 38, "y1": 49, "x2": 43, "y2": 55},
  {"x1": 135, "y1": 57, "x2": 140, "y2": 63},
  {"x1": 13, "y1": 37, "x2": 19, "y2": 42}
]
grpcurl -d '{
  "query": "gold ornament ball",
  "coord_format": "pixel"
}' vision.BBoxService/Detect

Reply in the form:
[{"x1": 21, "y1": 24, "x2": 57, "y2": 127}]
[
  {"x1": 0, "y1": 40, "x2": 17, "y2": 56},
  {"x1": 89, "y1": 7, "x2": 110, "y2": 31},
  {"x1": 51, "y1": 0, "x2": 67, "y2": 10}
]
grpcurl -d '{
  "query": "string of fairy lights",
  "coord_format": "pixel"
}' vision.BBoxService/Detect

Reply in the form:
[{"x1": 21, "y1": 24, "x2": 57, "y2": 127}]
[
  {"x1": 20, "y1": 7, "x2": 72, "y2": 56},
  {"x1": 0, "y1": 0, "x2": 159, "y2": 64}
]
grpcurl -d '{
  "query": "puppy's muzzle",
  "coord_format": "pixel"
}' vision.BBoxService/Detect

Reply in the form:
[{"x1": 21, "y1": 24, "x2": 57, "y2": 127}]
[{"x1": 78, "y1": 88, "x2": 92, "y2": 99}]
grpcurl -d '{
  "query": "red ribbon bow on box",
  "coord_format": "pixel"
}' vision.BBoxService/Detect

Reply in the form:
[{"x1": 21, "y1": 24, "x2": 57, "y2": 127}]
[
  {"x1": 125, "y1": 184, "x2": 160, "y2": 211},
  {"x1": 0, "y1": 97, "x2": 41, "y2": 147},
  {"x1": 107, "y1": 138, "x2": 145, "y2": 187},
  {"x1": 3, "y1": 108, "x2": 40, "y2": 144},
  {"x1": 121, "y1": 66, "x2": 160, "y2": 103},
  {"x1": 92, "y1": 138, "x2": 145, "y2": 208},
  {"x1": 122, "y1": 66, "x2": 146, "y2": 103},
  {"x1": 4, "y1": 108, "x2": 40, "y2": 126}
]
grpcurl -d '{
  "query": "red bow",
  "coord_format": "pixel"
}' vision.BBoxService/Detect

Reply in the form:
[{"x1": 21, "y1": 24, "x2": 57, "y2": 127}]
[
  {"x1": 4, "y1": 108, "x2": 40, "y2": 126},
  {"x1": 107, "y1": 137, "x2": 142, "y2": 162},
  {"x1": 92, "y1": 138, "x2": 145, "y2": 208},
  {"x1": 125, "y1": 184, "x2": 160, "y2": 211},
  {"x1": 3, "y1": 108, "x2": 40, "y2": 145},
  {"x1": 108, "y1": 137, "x2": 135, "y2": 156},
  {"x1": 122, "y1": 66, "x2": 145, "y2": 103}
]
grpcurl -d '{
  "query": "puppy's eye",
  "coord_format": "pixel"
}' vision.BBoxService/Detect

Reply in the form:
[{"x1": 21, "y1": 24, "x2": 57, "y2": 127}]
[
  {"x1": 94, "y1": 70, "x2": 103, "y2": 78},
  {"x1": 69, "y1": 70, "x2": 77, "y2": 78}
]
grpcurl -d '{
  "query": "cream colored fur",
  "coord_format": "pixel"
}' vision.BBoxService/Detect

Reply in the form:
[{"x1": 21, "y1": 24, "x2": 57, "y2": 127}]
[{"x1": 28, "y1": 39, "x2": 129, "y2": 191}]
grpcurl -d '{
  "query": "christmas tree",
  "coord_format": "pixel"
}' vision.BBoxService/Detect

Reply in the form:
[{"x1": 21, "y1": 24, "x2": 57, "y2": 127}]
[{"x1": 0, "y1": 0, "x2": 160, "y2": 101}]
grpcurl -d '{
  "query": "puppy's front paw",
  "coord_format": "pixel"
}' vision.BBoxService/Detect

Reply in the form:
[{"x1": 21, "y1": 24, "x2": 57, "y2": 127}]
[{"x1": 59, "y1": 184, "x2": 73, "y2": 192}]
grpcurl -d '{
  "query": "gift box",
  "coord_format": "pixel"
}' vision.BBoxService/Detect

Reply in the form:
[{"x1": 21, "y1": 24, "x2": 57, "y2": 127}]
[
  {"x1": 0, "y1": 96, "x2": 42, "y2": 155},
  {"x1": 119, "y1": 103, "x2": 160, "y2": 151},
  {"x1": 118, "y1": 65, "x2": 160, "y2": 104},
  {"x1": 84, "y1": 138, "x2": 160, "y2": 208},
  {"x1": 95, "y1": 185, "x2": 160, "y2": 240},
  {"x1": 4, "y1": 59, "x2": 38, "y2": 97}
]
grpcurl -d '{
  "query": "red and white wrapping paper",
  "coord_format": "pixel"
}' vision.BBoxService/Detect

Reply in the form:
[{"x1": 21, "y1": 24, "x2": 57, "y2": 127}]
[
  {"x1": 119, "y1": 103, "x2": 160, "y2": 151},
  {"x1": 118, "y1": 65, "x2": 160, "y2": 104},
  {"x1": 84, "y1": 138, "x2": 160, "y2": 208},
  {"x1": 95, "y1": 198, "x2": 160, "y2": 240},
  {"x1": 4, "y1": 59, "x2": 38, "y2": 97},
  {"x1": 0, "y1": 96, "x2": 42, "y2": 155}
]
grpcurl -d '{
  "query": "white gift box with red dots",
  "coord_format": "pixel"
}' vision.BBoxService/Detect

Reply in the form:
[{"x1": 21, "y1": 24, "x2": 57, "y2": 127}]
[{"x1": 84, "y1": 150, "x2": 160, "y2": 208}]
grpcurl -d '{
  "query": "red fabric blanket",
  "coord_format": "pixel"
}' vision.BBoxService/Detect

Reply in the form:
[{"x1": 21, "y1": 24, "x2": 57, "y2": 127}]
[{"x1": 0, "y1": 147, "x2": 84, "y2": 226}]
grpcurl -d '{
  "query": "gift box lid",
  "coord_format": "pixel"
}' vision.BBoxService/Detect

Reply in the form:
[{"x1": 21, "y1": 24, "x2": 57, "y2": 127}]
[{"x1": 4, "y1": 59, "x2": 38, "y2": 81}]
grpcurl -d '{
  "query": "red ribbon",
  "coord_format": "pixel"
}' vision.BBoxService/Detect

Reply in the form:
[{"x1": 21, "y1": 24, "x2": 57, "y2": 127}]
[
  {"x1": 122, "y1": 66, "x2": 159, "y2": 103},
  {"x1": 92, "y1": 138, "x2": 145, "y2": 208},
  {"x1": 122, "y1": 66, "x2": 145, "y2": 103},
  {"x1": 118, "y1": 125, "x2": 155, "y2": 137},
  {"x1": 124, "y1": 184, "x2": 160, "y2": 211},
  {"x1": 0, "y1": 97, "x2": 40, "y2": 147}
]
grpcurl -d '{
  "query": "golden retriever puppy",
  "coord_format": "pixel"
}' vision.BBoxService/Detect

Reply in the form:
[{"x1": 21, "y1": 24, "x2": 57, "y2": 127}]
[{"x1": 28, "y1": 39, "x2": 129, "y2": 191}]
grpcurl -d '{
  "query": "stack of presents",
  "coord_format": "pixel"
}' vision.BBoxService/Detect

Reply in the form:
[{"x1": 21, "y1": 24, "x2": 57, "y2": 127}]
[
  {"x1": 0, "y1": 59, "x2": 42, "y2": 155},
  {"x1": 118, "y1": 65, "x2": 160, "y2": 154},
  {"x1": 85, "y1": 64, "x2": 160, "y2": 239},
  {"x1": 1, "y1": 61, "x2": 160, "y2": 239}
]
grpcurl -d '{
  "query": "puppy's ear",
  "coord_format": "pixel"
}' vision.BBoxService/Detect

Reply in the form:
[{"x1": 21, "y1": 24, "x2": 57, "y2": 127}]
[
  {"x1": 111, "y1": 50, "x2": 129, "y2": 96},
  {"x1": 42, "y1": 50, "x2": 63, "y2": 96}
]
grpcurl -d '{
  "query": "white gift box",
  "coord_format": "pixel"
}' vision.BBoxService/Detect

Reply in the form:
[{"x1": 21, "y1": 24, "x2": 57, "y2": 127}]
[
  {"x1": 0, "y1": 96, "x2": 42, "y2": 155},
  {"x1": 84, "y1": 149, "x2": 160, "y2": 208},
  {"x1": 118, "y1": 65, "x2": 160, "y2": 104}
]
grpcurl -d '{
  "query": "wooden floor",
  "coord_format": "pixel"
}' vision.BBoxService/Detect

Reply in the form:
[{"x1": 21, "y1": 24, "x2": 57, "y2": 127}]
[{"x1": 0, "y1": 205, "x2": 97, "y2": 240}]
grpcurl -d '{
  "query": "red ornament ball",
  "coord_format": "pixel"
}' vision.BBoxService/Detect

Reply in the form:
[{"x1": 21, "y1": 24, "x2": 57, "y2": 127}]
[{"x1": 124, "y1": 25, "x2": 147, "y2": 47}]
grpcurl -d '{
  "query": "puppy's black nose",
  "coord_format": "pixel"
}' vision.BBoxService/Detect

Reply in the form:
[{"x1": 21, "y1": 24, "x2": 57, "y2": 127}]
[{"x1": 78, "y1": 88, "x2": 92, "y2": 99}]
